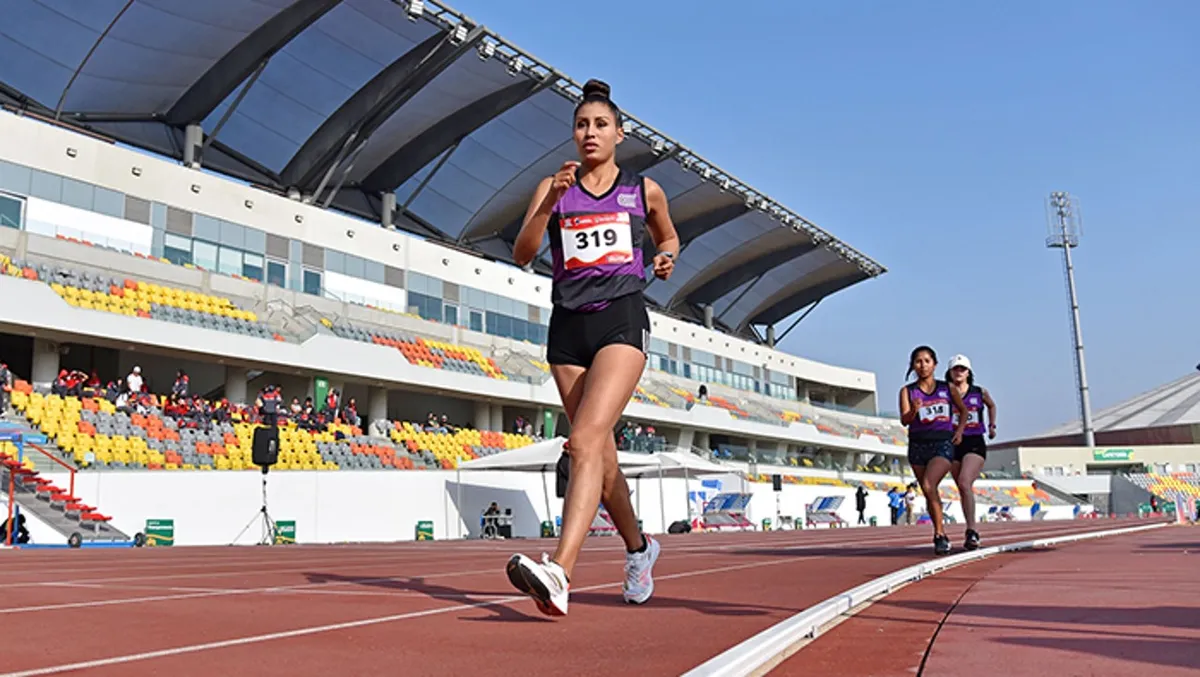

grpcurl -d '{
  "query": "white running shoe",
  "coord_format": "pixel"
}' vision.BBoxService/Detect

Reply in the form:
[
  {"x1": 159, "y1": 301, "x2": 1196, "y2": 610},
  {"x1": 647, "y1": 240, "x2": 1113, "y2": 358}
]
[
  {"x1": 506, "y1": 553, "x2": 570, "y2": 616},
  {"x1": 623, "y1": 535, "x2": 660, "y2": 605}
]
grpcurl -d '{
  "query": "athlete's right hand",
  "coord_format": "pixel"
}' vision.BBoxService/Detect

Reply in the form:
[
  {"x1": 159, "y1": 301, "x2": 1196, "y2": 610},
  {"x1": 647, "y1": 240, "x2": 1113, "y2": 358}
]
[{"x1": 547, "y1": 161, "x2": 580, "y2": 200}]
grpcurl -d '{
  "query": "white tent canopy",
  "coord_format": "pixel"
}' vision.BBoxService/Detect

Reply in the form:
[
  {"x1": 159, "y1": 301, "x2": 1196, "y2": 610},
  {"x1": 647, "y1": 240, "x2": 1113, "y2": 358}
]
[
  {"x1": 457, "y1": 437, "x2": 661, "y2": 472},
  {"x1": 454, "y1": 437, "x2": 659, "y2": 538},
  {"x1": 625, "y1": 451, "x2": 739, "y2": 478}
]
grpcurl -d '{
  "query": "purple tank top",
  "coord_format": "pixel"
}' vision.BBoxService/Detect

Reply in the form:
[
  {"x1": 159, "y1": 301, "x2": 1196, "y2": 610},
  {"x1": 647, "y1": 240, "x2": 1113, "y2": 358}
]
[
  {"x1": 548, "y1": 168, "x2": 647, "y2": 311},
  {"x1": 953, "y1": 386, "x2": 986, "y2": 436},
  {"x1": 907, "y1": 380, "x2": 954, "y2": 440}
]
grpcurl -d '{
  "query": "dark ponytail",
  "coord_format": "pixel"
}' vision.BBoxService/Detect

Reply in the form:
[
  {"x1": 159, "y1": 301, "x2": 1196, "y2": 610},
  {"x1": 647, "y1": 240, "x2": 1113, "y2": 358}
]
[
  {"x1": 905, "y1": 345, "x2": 937, "y2": 380},
  {"x1": 575, "y1": 78, "x2": 621, "y2": 123}
]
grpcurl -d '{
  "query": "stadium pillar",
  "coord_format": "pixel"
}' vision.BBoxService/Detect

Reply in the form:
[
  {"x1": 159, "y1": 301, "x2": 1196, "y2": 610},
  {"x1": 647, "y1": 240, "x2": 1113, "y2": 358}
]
[
  {"x1": 380, "y1": 192, "x2": 396, "y2": 230},
  {"x1": 747, "y1": 439, "x2": 758, "y2": 462},
  {"x1": 766, "y1": 325, "x2": 776, "y2": 348},
  {"x1": 694, "y1": 430, "x2": 710, "y2": 453},
  {"x1": 489, "y1": 404, "x2": 504, "y2": 433},
  {"x1": 703, "y1": 304, "x2": 714, "y2": 329},
  {"x1": 183, "y1": 124, "x2": 203, "y2": 168},
  {"x1": 31, "y1": 339, "x2": 59, "y2": 390},
  {"x1": 368, "y1": 387, "x2": 388, "y2": 433},
  {"x1": 224, "y1": 367, "x2": 248, "y2": 405},
  {"x1": 676, "y1": 428, "x2": 694, "y2": 452},
  {"x1": 474, "y1": 401, "x2": 490, "y2": 432}
]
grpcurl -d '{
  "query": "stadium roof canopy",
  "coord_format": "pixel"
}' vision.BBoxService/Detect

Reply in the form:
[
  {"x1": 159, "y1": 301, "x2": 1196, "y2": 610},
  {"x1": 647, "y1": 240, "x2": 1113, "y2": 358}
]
[
  {"x1": 1039, "y1": 370, "x2": 1200, "y2": 437},
  {"x1": 0, "y1": 0, "x2": 885, "y2": 341}
]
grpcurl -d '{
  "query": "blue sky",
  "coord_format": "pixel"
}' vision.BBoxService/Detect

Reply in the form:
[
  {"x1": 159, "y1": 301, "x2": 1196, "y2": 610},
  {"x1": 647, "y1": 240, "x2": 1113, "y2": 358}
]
[{"x1": 450, "y1": 0, "x2": 1200, "y2": 439}]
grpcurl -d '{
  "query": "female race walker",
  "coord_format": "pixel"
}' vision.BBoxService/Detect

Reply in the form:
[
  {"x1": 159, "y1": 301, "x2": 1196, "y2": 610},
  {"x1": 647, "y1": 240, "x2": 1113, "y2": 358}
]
[
  {"x1": 899, "y1": 346, "x2": 969, "y2": 555},
  {"x1": 945, "y1": 354, "x2": 997, "y2": 551},
  {"x1": 505, "y1": 79, "x2": 680, "y2": 617}
]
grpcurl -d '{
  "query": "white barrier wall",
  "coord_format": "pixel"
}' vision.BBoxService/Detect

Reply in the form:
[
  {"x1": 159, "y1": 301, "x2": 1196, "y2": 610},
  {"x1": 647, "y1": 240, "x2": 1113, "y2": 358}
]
[
  {"x1": 23, "y1": 470, "x2": 924, "y2": 546},
  {"x1": 26, "y1": 470, "x2": 1055, "y2": 547}
]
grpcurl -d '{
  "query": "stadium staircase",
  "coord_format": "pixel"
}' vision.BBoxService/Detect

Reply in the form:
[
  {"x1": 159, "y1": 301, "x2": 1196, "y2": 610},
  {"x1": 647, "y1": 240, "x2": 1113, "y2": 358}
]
[{"x1": 1, "y1": 416, "x2": 129, "y2": 543}]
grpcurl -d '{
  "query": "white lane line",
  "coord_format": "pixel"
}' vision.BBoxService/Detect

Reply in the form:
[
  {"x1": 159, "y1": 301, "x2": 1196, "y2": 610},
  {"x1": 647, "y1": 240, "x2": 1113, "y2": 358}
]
[
  {"x1": 0, "y1": 554, "x2": 819, "y2": 677},
  {"x1": 681, "y1": 521, "x2": 1170, "y2": 677}
]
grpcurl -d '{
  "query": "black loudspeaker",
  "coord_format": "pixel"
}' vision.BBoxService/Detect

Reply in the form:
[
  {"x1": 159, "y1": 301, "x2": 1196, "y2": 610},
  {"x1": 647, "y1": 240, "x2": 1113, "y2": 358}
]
[
  {"x1": 772, "y1": 474, "x2": 782, "y2": 492},
  {"x1": 252, "y1": 426, "x2": 279, "y2": 468}
]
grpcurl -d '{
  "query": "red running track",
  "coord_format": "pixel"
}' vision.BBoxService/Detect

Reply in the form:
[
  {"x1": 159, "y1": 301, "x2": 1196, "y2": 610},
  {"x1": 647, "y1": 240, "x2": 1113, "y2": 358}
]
[
  {"x1": 779, "y1": 522, "x2": 1198, "y2": 677},
  {"x1": 0, "y1": 519, "x2": 1154, "y2": 677}
]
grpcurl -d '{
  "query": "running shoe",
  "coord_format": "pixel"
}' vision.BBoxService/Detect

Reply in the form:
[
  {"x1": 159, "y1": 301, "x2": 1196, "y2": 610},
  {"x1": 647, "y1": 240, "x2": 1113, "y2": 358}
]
[
  {"x1": 506, "y1": 553, "x2": 570, "y2": 616},
  {"x1": 964, "y1": 528, "x2": 981, "y2": 551},
  {"x1": 934, "y1": 534, "x2": 951, "y2": 556},
  {"x1": 623, "y1": 535, "x2": 661, "y2": 605}
]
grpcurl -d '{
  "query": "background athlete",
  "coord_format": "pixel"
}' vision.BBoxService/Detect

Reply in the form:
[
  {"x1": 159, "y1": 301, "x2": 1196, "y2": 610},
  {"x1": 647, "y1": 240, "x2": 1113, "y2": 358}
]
[
  {"x1": 505, "y1": 79, "x2": 680, "y2": 617},
  {"x1": 945, "y1": 354, "x2": 997, "y2": 551},
  {"x1": 899, "y1": 346, "x2": 969, "y2": 555}
]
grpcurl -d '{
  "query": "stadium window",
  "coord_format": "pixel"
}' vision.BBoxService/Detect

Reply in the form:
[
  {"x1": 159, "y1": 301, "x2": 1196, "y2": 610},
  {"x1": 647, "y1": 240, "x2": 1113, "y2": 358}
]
[
  {"x1": 302, "y1": 269, "x2": 322, "y2": 296},
  {"x1": 0, "y1": 192, "x2": 23, "y2": 229},
  {"x1": 469, "y1": 310, "x2": 483, "y2": 333},
  {"x1": 60, "y1": 177, "x2": 94, "y2": 211},
  {"x1": 444, "y1": 304, "x2": 459, "y2": 327},
  {"x1": 92, "y1": 186, "x2": 125, "y2": 218},
  {"x1": 192, "y1": 240, "x2": 218, "y2": 271},
  {"x1": 266, "y1": 260, "x2": 287, "y2": 288},
  {"x1": 495, "y1": 314, "x2": 513, "y2": 339},
  {"x1": 218, "y1": 246, "x2": 243, "y2": 277},
  {"x1": 163, "y1": 233, "x2": 192, "y2": 266},
  {"x1": 243, "y1": 253, "x2": 264, "y2": 281}
]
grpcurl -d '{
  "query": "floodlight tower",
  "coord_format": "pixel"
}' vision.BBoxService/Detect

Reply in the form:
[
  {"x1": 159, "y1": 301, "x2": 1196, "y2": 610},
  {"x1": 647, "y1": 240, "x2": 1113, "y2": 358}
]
[{"x1": 1046, "y1": 191, "x2": 1095, "y2": 448}]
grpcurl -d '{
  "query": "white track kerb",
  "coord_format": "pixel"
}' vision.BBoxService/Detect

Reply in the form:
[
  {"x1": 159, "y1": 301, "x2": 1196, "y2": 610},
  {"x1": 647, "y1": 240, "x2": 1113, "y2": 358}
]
[{"x1": 683, "y1": 521, "x2": 1169, "y2": 677}]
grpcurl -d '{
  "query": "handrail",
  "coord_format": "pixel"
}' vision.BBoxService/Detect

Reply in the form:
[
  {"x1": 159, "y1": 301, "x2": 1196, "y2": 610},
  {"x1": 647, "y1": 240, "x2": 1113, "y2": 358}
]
[{"x1": 27, "y1": 442, "x2": 76, "y2": 499}]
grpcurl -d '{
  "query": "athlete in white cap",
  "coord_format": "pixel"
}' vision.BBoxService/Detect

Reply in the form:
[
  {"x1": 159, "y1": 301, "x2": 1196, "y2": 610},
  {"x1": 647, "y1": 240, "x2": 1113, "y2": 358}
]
[{"x1": 945, "y1": 354, "x2": 997, "y2": 550}]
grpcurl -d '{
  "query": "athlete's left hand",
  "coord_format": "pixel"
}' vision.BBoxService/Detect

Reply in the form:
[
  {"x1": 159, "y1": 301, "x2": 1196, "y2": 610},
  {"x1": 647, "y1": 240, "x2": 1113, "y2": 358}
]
[
  {"x1": 652, "y1": 253, "x2": 674, "y2": 280},
  {"x1": 988, "y1": 425, "x2": 996, "y2": 440}
]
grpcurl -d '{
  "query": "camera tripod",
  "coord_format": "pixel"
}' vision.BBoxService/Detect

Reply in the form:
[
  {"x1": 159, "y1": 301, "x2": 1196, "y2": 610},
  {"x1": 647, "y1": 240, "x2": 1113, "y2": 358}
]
[{"x1": 232, "y1": 467, "x2": 277, "y2": 546}]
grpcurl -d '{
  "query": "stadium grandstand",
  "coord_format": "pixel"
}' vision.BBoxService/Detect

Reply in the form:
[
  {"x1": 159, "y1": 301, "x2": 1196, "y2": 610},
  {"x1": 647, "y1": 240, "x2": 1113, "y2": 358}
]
[
  {"x1": 987, "y1": 367, "x2": 1200, "y2": 517},
  {"x1": 0, "y1": 0, "x2": 1078, "y2": 548}
]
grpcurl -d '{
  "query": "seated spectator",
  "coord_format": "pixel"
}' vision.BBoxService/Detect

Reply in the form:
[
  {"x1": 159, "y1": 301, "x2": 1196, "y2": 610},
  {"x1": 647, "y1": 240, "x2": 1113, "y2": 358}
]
[
  {"x1": 0, "y1": 514, "x2": 30, "y2": 545},
  {"x1": 342, "y1": 397, "x2": 360, "y2": 428},
  {"x1": 84, "y1": 370, "x2": 102, "y2": 394},
  {"x1": 698, "y1": 384, "x2": 709, "y2": 402},
  {"x1": 172, "y1": 370, "x2": 189, "y2": 398},
  {"x1": 104, "y1": 380, "x2": 121, "y2": 403},
  {"x1": 288, "y1": 397, "x2": 303, "y2": 418},
  {"x1": 439, "y1": 414, "x2": 454, "y2": 433},
  {"x1": 0, "y1": 360, "x2": 12, "y2": 413}
]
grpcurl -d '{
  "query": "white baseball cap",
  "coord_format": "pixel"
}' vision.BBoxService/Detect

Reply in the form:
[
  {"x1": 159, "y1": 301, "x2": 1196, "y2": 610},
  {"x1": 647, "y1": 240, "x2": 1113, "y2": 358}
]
[{"x1": 948, "y1": 354, "x2": 972, "y2": 371}]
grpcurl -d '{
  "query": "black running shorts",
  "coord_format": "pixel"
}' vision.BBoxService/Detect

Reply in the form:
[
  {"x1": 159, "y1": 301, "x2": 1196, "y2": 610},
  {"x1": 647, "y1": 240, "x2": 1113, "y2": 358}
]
[
  {"x1": 954, "y1": 435, "x2": 987, "y2": 462},
  {"x1": 907, "y1": 438, "x2": 955, "y2": 467},
  {"x1": 546, "y1": 292, "x2": 650, "y2": 369}
]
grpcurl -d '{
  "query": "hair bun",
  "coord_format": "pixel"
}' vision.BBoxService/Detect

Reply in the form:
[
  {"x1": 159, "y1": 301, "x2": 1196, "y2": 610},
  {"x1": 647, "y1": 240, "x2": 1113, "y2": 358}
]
[{"x1": 582, "y1": 79, "x2": 611, "y2": 99}]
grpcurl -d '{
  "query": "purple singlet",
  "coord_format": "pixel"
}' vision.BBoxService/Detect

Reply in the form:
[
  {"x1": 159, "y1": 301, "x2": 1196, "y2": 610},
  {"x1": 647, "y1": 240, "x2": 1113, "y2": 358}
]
[
  {"x1": 547, "y1": 168, "x2": 648, "y2": 311},
  {"x1": 907, "y1": 380, "x2": 954, "y2": 440},
  {"x1": 953, "y1": 385, "x2": 986, "y2": 436}
]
